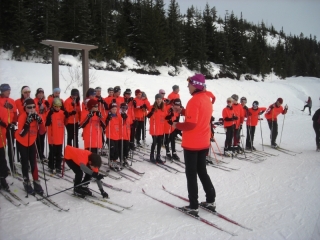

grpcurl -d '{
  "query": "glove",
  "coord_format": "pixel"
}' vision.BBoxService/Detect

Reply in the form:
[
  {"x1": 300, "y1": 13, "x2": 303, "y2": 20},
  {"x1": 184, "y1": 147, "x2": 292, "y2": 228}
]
[
  {"x1": 88, "y1": 111, "x2": 94, "y2": 118},
  {"x1": 96, "y1": 111, "x2": 102, "y2": 118},
  {"x1": 107, "y1": 112, "x2": 112, "y2": 121},
  {"x1": 4, "y1": 101, "x2": 13, "y2": 109},
  {"x1": 92, "y1": 172, "x2": 104, "y2": 180},
  {"x1": 26, "y1": 114, "x2": 34, "y2": 125},
  {"x1": 258, "y1": 111, "x2": 264, "y2": 115},
  {"x1": 100, "y1": 189, "x2": 108, "y2": 198},
  {"x1": 133, "y1": 100, "x2": 137, "y2": 108},
  {"x1": 97, "y1": 97, "x2": 103, "y2": 103},
  {"x1": 168, "y1": 120, "x2": 173, "y2": 125},
  {"x1": 232, "y1": 115, "x2": 238, "y2": 120},
  {"x1": 128, "y1": 97, "x2": 133, "y2": 102},
  {"x1": 141, "y1": 104, "x2": 147, "y2": 109},
  {"x1": 112, "y1": 99, "x2": 116, "y2": 103},
  {"x1": 44, "y1": 101, "x2": 50, "y2": 108},
  {"x1": 70, "y1": 110, "x2": 77, "y2": 116},
  {"x1": 8, "y1": 123, "x2": 16, "y2": 129},
  {"x1": 164, "y1": 99, "x2": 170, "y2": 104},
  {"x1": 37, "y1": 100, "x2": 42, "y2": 107},
  {"x1": 121, "y1": 112, "x2": 127, "y2": 120}
]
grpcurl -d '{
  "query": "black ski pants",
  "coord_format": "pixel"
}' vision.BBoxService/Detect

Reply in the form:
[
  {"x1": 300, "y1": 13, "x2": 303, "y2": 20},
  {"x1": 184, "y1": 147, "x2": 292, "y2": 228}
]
[
  {"x1": 267, "y1": 120, "x2": 278, "y2": 145},
  {"x1": 0, "y1": 147, "x2": 9, "y2": 178},
  {"x1": 65, "y1": 160, "x2": 92, "y2": 186},
  {"x1": 164, "y1": 132, "x2": 176, "y2": 153},
  {"x1": 107, "y1": 139, "x2": 119, "y2": 161},
  {"x1": 246, "y1": 126, "x2": 256, "y2": 148},
  {"x1": 313, "y1": 122, "x2": 320, "y2": 147},
  {"x1": 48, "y1": 144, "x2": 63, "y2": 170},
  {"x1": 118, "y1": 140, "x2": 129, "y2": 160},
  {"x1": 303, "y1": 105, "x2": 311, "y2": 115},
  {"x1": 17, "y1": 141, "x2": 38, "y2": 181},
  {"x1": 184, "y1": 149, "x2": 216, "y2": 209},
  {"x1": 224, "y1": 125, "x2": 234, "y2": 150},
  {"x1": 151, "y1": 135, "x2": 163, "y2": 156},
  {"x1": 66, "y1": 123, "x2": 79, "y2": 148},
  {"x1": 130, "y1": 122, "x2": 136, "y2": 148},
  {"x1": 135, "y1": 120, "x2": 145, "y2": 142},
  {"x1": 36, "y1": 133, "x2": 46, "y2": 159}
]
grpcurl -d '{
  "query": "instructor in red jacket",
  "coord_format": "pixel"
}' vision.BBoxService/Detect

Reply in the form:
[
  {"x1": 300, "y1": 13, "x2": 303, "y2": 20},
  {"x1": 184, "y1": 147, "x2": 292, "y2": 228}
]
[{"x1": 173, "y1": 74, "x2": 216, "y2": 216}]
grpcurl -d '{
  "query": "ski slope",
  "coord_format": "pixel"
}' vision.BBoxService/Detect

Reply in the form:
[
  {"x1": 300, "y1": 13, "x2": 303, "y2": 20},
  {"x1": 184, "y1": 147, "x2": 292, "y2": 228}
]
[{"x1": 0, "y1": 59, "x2": 320, "y2": 240}]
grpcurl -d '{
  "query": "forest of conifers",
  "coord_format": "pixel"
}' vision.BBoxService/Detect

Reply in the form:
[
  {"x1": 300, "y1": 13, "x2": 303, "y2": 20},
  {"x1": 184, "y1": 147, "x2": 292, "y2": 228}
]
[{"x1": 1, "y1": 0, "x2": 319, "y2": 79}]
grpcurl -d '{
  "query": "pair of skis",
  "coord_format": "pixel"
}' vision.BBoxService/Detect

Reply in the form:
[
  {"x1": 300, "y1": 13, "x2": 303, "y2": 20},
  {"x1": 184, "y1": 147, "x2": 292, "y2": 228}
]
[{"x1": 143, "y1": 186, "x2": 253, "y2": 236}]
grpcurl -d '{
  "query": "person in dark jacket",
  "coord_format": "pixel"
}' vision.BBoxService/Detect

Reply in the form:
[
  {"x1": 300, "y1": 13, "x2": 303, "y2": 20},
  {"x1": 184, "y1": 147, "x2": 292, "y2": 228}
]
[
  {"x1": 301, "y1": 96, "x2": 312, "y2": 115},
  {"x1": 312, "y1": 108, "x2": 320, "y2": 151}
]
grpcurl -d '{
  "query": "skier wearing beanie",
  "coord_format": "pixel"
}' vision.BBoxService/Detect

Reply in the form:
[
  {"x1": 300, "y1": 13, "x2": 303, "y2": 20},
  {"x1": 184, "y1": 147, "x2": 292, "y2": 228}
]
[
  {"x1": 246, "y1": 101, "x2": 266, "y2": 151},
  {"x1": 15, "y1": 86, "x2": 31, "y2": 117},
  {"x1": 231, "y1": 94, "x2": 244, "y2": 153},
  {"x1": 164, "y1": 98, "x2": 182, "y2": 161},
  {"x1": 45, "y1": 98, "x2": 69, "y2": 173},
  {"x1": 15, "y1": 98, "x2": 46, "y2": 195},
  {"x1": 147, "y1": 94, "x2": 166, "y2": 163},
  {"x1": 64, "y1": 89, "x2": 81, "y2": 148},
  {"x1": 105, "y1": 102, "x2": 121, "y2": 171},
  {"x1": 79, "y1": 99, "x2": 106, "y2": 154},
  {"x1": 0, "y1": 106, "x2": 10, "y2": 191},
  {"x1": 48, "y1": 87, "x2": 64, "y2": 110},
  {"x1": 118, "y1": 102, "x2": 133, "y2": 166},
  {"x1": 34, "y1": 88, "x2": 48, "y2": 160},
  {"x1": 173, "y1": 74, "x2": 216, "y2": 216},
  {"x1": 133, "y1": 89, "x2": 147, "y2": 148},
  {"x1": 222, "y1": 97, "x2": 237, "y2": 156},
  {"x1": 123, "y1": 89, "x2": 135, "y2": 150},
  {"x1": 264, "y1": 98, "x2": 288, "y2": 148},
  {"x1": 0, "y1": 84, "x2": 18, "y2": 174}
]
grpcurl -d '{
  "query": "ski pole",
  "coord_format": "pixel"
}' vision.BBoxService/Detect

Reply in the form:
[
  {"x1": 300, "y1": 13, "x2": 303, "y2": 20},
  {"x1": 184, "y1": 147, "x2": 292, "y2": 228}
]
[
  {"x1": 210, "y1": 143, "x2": 219, "y2": 164},
  {"x1": 121, "y1": 117, "x2": 124, "y2": 166},
  {"x1": 35, "y1": 136, "x2": 48, "y2": 197},
  {"x1": 213, "y1": 136, "x2": 223, "y2": 158},
  {"x1": 259, "y1": 118, "x2": 264, "y2": 151},
  {"x1": 279, "y1": 111, "x2": 286, "y2": 147},
  {"x1": 37, "y1": 179, "x2": 93, "y2": 200}
]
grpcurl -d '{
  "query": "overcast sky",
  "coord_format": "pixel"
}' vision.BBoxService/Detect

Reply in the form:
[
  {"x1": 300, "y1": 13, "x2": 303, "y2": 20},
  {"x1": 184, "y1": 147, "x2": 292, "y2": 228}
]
[{"x1": 163, "y1": 0, "x2": 320, "y2": 41}]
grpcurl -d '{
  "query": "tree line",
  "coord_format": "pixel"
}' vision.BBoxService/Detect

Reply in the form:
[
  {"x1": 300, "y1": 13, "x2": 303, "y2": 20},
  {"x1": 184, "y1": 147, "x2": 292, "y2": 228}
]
[{"x1": 0, "y1": 0, "x2": 319, "y2": 79}]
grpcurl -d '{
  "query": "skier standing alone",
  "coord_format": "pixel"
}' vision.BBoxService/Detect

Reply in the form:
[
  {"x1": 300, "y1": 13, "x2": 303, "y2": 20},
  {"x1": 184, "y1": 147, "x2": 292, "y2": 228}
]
[
  {"x1": 173, "y1": 74, "x2": 216, "y2": 216},
  {"x1": 301, "y1": 96, "x2": 312, "y2": 115}
]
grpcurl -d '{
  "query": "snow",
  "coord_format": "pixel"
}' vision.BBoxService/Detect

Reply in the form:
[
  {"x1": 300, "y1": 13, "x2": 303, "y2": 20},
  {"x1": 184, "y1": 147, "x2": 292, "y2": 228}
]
[{"x1": 0, "y1": 59, "x2": 320, "y2": 240}]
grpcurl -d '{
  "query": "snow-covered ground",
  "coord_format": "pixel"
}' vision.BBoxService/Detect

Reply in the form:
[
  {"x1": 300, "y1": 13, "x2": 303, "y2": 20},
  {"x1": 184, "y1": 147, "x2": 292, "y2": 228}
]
[{"x1": 0, "y1": 59, "x2": 320, "y2": 240}]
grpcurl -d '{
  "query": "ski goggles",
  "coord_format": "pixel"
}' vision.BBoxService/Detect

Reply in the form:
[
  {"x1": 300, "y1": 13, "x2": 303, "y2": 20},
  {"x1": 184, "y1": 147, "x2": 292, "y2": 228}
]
[{"x1": 26, "y1": 105, "x2": 36, "y2": 109}]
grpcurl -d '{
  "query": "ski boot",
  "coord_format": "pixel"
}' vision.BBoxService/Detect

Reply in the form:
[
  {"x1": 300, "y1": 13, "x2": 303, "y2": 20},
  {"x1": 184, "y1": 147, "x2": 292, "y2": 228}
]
[
  {"x1": 206, "y1": 156, "x2": 213, "y2": 165},
  {"x1": 150, "y1": 154, "x2": 156, "y2": 163},
  {"x1": 156, "y1": 154, "x2": 164, "y2": 164},
  {"x1": 165, "y1": 152, "x2": 172, "y2": 160},
  {"x1": 136, "y1": 141, "x2": 143, "y2": 148},
  {"x1": 33, "y1": 180, "x2": 44, "y2": 195},
  {"x1": 122, "y1": 159, "x2": 129, "y2": 167},
  {"x1": 23, "y1": 179, "x2": 35, "y2": 195},
  {"x1": 252, "y1": 146, "x2": 256, "y2": 151},
  {"x1": 200, "y1": 201, "x2": 216, "y2": 212},
  {"x1": 271, "y1": 143, "x2": 278, "y2": 149},
  {"x1": 224, "y1": 148, "x2": 231, "y2": 157},
  {"x1": 0, "y1": 177, "x2": 10, "y2": 192},
  {"x1": 236, "y1": 146, "x2": 243, "y2": 154},
  {"x1": 110, "y1": 161, "x2": 120, "y2": 171},
  {"x1": 172, "y1": 152, "x2": 180, "y2": 161},
  {"x1": 74, "y1": 187, "x2": 86, "y2": 198},
  {"x1": 81, "y1": 184, "x2": 92, "y2": 196},
  {"x1": 179, "y1": 206, "x2": 199, "y2": 216}
]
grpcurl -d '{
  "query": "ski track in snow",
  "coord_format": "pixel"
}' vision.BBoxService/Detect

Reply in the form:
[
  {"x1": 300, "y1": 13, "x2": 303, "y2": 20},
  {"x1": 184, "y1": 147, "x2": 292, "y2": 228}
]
[{"x1": 0, "y1": 60, "x2": 320, "y2": 240}]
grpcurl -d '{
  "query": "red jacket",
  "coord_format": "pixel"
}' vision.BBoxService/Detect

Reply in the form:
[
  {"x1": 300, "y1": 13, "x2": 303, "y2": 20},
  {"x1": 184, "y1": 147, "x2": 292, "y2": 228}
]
[
  {"x1": 15, "y1": 98, "x2": 25, "y2": 118},
  {"x1": 64, "y1": 97, "x2": 81, "y2": 124},
  {"x1": 164, "y1": 105, "x2": 178, "y2": 134},
  {"x1": 149, "y1": 108, "x2": 166, "y2": 136},
  {"x1": 205, "y1": 91, "x2": 216, "y2": 104},
  {"x1": 265, "y1": 104, "x2": 287, "y2": 121},
  {"x1": 64, "y1": 145, "x2": 98, "y2": 173},
  {"x1": 47, "y1": 110, "x2": 65, "y2": 145},
  {"x1": 15, "y1": 112, "x2": 45, "y2": 147},
  {"x1": 247, "y1": 107, "x2": 266, "y2": 126},
  {"x1": 105, "y1": 114, "x2": 120, "y2": 141},
  {"x1": 0, "y1": 97, "x2": 17, "y2": 124},
  {"x1": 167, "y1": 92, "x2": 180, "y2": 101},
  {"x1": 232, "y1": 103, "x2": 244, "y2": 129},
  {"x1": 80, "y1": 114, "x2": 103, "y2": 149},
  {"x1": 0, "y1": 107, "x2": 8, "y2": 148},
  {"x1": 134, "y1": 98, "x2": 146, "y2": 121},
  {"x1": 222, "y1": 106, "x2": 236, "y2": 127},
  {"x1": 119, "y1": 114, "x2": 133, "y2": 140}
]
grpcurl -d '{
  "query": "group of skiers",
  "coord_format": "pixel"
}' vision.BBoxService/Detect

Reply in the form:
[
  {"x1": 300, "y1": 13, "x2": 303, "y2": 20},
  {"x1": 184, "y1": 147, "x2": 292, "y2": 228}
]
[{"x1": 0, "y1": 79, "x2": 318, "y2": 201}]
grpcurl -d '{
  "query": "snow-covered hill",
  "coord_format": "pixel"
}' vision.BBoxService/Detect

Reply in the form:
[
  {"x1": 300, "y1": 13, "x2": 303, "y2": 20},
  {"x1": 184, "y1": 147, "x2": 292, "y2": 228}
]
[{"x1": 0, "y1": 59, "x2": 319, "y2": 240}]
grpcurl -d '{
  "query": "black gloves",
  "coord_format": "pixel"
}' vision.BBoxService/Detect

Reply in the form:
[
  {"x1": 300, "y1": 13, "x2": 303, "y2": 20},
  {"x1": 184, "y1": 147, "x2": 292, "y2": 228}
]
[
  {"x1": 96, "y1": 111, "x2": 102, "y2": 118},
  {"x1": 100, "y1": 189, "x2": 108, "y2": 198},
  {"x1": 69, "y1": 110, "x2": 77, "y2": 116},
  {"x1": 26, "y1": 114, "x2": 34, "y2": 125},
  {"x1": 128, "y1": 97, "x2": 133, "y2": 102},
  {"x1": 107, "y1": 112, "x2": 112, "y2": 121},
  {"x1": 88, "y1": 111, "x2": 94, "y2": 118},
  {"x1": 133, "y1": 100, "x2": 137, "y2": 108},
  {"x1": 168, "y1": 120, "x2": 173, "y2": 125},
  {"x1": 164, "y1": 99, "x2": 170, "y2": 104},
  {"x1": 92, "y1": 172, "x2": 104, "y2": 180},
  {"x1": 34, "y1": 114, "x2": 43, "y2": 124},
  {"x1": 121, "y1": 112, "x2": 127, "y2": 120},
  {"x1": 141, "y1": 104, "x2": 147, "y2": 109},
  {"x1": 4, "y1": 102, "x2": 13, "y2": 109},
  {"x1": 44, "y1": 101, "x2": 50, "y2": 108},
  {"x1": 232, "y1": 115, "x2": 238, "y2": 120}
]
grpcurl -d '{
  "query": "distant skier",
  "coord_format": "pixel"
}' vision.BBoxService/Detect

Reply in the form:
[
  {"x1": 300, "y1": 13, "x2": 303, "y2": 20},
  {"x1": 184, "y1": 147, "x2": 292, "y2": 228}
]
[
  {"x1": 264, "y1": 98, "x2": 288, "y2": 148},
  {"x1": 311, "y1": 108, "x2": 320, "y2": 151},
  {"x1": 173, "y1": 74, "x2": 216, "y2": 216},
  {"x1": 222, "y1": 97, "x2": 237, "y2": 156},
  {"x1": 301, "y1": 96, "x2": 312, "y2": 115},
  {"x1": 231, "y1": 94, "x2": 244, "y2": 153}
]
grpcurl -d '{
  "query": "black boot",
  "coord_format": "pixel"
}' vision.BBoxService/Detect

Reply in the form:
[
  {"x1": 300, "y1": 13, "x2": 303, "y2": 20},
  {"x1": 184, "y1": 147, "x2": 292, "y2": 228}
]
[
  {"x1": 150, "y1": 153, "x2": 156, "y2": 163},
  {"x1": 156, "y1": 154, "x2": 164, "y2": 164},
  {"x1": 23, "y1": 179, "x2": 35, "y2": 195},
  {"x1": 172, "y1": 152, "x2": 180, "y2": 161},
  {"x1": 0, "y1": 177, "x2": 10, "y2": 192},
  {"x1": 33, "y1": 180, "x2": 44, "y2": 195}
]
